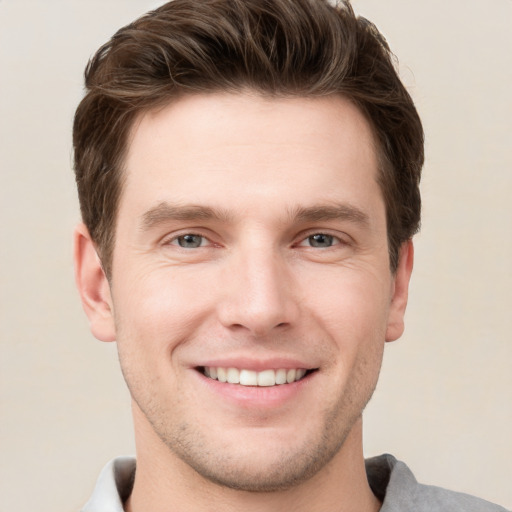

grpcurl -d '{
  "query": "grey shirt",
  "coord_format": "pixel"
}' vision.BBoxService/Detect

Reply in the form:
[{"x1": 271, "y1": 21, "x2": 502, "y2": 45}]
[{"x1": 81, "y1": 454, "x2": 510, "y2": 511}]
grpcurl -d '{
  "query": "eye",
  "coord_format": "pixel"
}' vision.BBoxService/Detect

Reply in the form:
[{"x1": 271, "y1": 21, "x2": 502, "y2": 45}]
[
  {"x1": 299, "y1": 233, "x2": 339, "y2": 248},
  {"x1": 172, "y1": 234, "x2": 207, "y2": 249}
]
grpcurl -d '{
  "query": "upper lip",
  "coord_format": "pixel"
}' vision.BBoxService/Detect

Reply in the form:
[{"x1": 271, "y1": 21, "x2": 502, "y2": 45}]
[{"x1": 193, "y1": 357, "x2": 316, "y2": 372}]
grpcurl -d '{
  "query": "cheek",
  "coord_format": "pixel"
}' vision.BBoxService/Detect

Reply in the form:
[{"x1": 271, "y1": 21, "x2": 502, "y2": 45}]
[
  {"x1": 304, "y1": 268, "x2": 392, "y2": 336},
  {"x1": 302, "y1": 267, "x2": 391, "y2": 387},
  {"x1": 112, "y1": 264, "x2": 218, "y2": 340}
]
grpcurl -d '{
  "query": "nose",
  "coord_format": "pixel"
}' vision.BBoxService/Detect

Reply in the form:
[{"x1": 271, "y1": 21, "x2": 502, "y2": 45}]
[{"x1": 216, "y1": 246, "x2": 299, "y2": 338}]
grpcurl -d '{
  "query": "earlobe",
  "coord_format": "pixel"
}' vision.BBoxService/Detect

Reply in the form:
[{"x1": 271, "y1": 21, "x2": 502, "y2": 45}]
[
  {"x1": 73, "y1": 223, "x2": 116, "y2": 342},
  {"x1": 385, "y1": 240, "x2": 414, "y2": 343}
]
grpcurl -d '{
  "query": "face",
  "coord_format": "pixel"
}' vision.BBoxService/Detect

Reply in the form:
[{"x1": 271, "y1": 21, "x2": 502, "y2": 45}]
[{"x1": 76, "y1": 92, "x2": 412, "y2": 492}]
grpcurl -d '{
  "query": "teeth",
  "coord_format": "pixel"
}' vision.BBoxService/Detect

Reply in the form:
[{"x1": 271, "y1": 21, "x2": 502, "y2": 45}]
[
  {"x1": 240, "y1": 369, "x2": 257, "y2": 386},
  {"x1": 226, "y1": 368, "x2": 240, "y2": 384},
  {"x1": 296, "y1": 368, "x2": 306, "y2": 380},
  {"x1": 275, "y1": 369, "x2": 287, "y2": 385},
  {"x1": 257, "y1": 369, "x2": 275, "y2": 387},
  {"x1": 202, "y1": 367, "x2": 309, "y2": 386},
  {"x1": 217, "y1": 367, "x2": 227, "y2": 383}
]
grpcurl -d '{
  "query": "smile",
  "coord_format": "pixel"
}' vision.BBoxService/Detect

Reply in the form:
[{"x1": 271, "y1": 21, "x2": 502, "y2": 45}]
[{"x1": 200, "y1": 367, "x2": 313, "y2": 387}]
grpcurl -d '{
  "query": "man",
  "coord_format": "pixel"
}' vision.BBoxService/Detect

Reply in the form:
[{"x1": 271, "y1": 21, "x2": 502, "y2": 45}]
[{"x1": 72, "y1": 1, "x2": 508, "y2": 511}]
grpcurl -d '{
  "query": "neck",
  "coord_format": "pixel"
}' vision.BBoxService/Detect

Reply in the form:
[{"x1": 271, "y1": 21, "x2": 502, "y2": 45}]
[{"x1": 125, "y1": 410, "x2": 380, "y2": 512}]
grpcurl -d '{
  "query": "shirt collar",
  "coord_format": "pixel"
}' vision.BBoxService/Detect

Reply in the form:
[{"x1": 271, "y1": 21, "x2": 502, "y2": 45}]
[{"x1": 81, "y1": 456, "x2": 135, "y2": 512}]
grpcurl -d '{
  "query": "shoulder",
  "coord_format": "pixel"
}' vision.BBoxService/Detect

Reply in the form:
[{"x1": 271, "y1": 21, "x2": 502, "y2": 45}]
[
  {"x1": 366, "y1": 454, "x2": 510, "y2": 512},
  {"x1": 413, "y1": 482, "x2": 510, "y2": 511}
]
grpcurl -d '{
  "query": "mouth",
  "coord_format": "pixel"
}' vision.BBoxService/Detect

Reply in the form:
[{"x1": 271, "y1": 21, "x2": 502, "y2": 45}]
[{"x1": 197, "y1": 366, "x2": 317, "y2": 387}]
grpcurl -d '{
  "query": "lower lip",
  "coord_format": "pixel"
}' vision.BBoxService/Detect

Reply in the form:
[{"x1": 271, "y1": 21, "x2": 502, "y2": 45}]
[{"x1": 194, "y1": 370, "x2": 315, "y2": 409}]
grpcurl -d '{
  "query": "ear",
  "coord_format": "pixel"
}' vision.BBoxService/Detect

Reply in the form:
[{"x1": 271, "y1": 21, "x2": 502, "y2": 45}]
[
  {"x1": 73, "y1": 223, "x2": 116, "y2": 342},
  {"x1": 385, "y1": 240, "x2": 414, "y2": 342}
]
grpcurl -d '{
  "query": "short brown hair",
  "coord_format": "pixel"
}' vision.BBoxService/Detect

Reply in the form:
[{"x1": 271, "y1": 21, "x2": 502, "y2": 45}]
[{"x1": 73, "y1": 0, "x2": 423, "y2": 277}]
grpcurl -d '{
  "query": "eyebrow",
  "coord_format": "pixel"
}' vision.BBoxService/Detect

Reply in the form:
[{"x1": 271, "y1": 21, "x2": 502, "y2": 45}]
[
  {"x1": 140, "y1": 202, "x2": 233, "y2": 230},
  {"x1": 140, "y1": 201, "x2": 370, "y2": 231},
  {"x1": 289, "y1": 203, "x2": 370, "y2": 226}
]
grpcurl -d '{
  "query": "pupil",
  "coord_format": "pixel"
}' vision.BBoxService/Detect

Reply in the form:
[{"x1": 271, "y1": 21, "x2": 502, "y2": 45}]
[
  {"x1": 179, "y1": 234, "x2": 202, "y2": 248},
  {"x1": 310, "y1": 234, "x2": 333, "y2": 247}
]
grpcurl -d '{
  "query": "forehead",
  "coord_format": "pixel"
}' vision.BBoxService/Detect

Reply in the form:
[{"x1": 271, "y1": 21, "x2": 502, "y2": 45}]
[{"x1": 121, "y1": 92, "x2": 382, "y2": 222}]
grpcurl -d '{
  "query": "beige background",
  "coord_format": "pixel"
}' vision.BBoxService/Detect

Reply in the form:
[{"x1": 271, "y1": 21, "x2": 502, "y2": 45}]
[{"x1": 1, "y1": 1, "x2": 511, "y2": 511}]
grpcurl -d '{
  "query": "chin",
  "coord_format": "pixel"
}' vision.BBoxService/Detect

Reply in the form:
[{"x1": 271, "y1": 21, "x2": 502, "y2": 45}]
[
  {"x1": 155, "y1": 411, "x2": 357, "y2": 493},
  {"x1": 175, "y1": 442, "x2": 341, "y2": 492}
]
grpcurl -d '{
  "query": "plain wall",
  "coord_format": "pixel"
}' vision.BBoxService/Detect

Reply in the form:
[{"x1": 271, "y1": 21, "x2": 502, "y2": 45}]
[{"x1": 1, "y1": 1, "x2": 510, "y2": 510}]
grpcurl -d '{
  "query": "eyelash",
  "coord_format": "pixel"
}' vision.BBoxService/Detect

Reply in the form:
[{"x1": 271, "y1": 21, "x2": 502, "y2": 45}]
[
  {"x1": 167, "y1": 233, "x2": 212, "y2": 249},
  {"x1": 164, "y1": 231, "x2": 346, "y2": 250},
  {"x1": 296, "y1": 233, "x2": 343, "y2": 249}
]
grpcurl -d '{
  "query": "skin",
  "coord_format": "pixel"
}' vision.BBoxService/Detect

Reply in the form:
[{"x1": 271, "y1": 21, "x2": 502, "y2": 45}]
[{"x1": 75, "y1": 92, "x2": 413, "y2": 512}]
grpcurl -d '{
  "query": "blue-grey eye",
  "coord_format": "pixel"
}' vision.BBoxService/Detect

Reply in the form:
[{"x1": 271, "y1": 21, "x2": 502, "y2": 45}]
[
  {"x1": 176, "y1": 234, "x2": 204, "y2": 248},
  {"x1": 308, "y1": 233, "x2": 335, "y2": 248}
]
